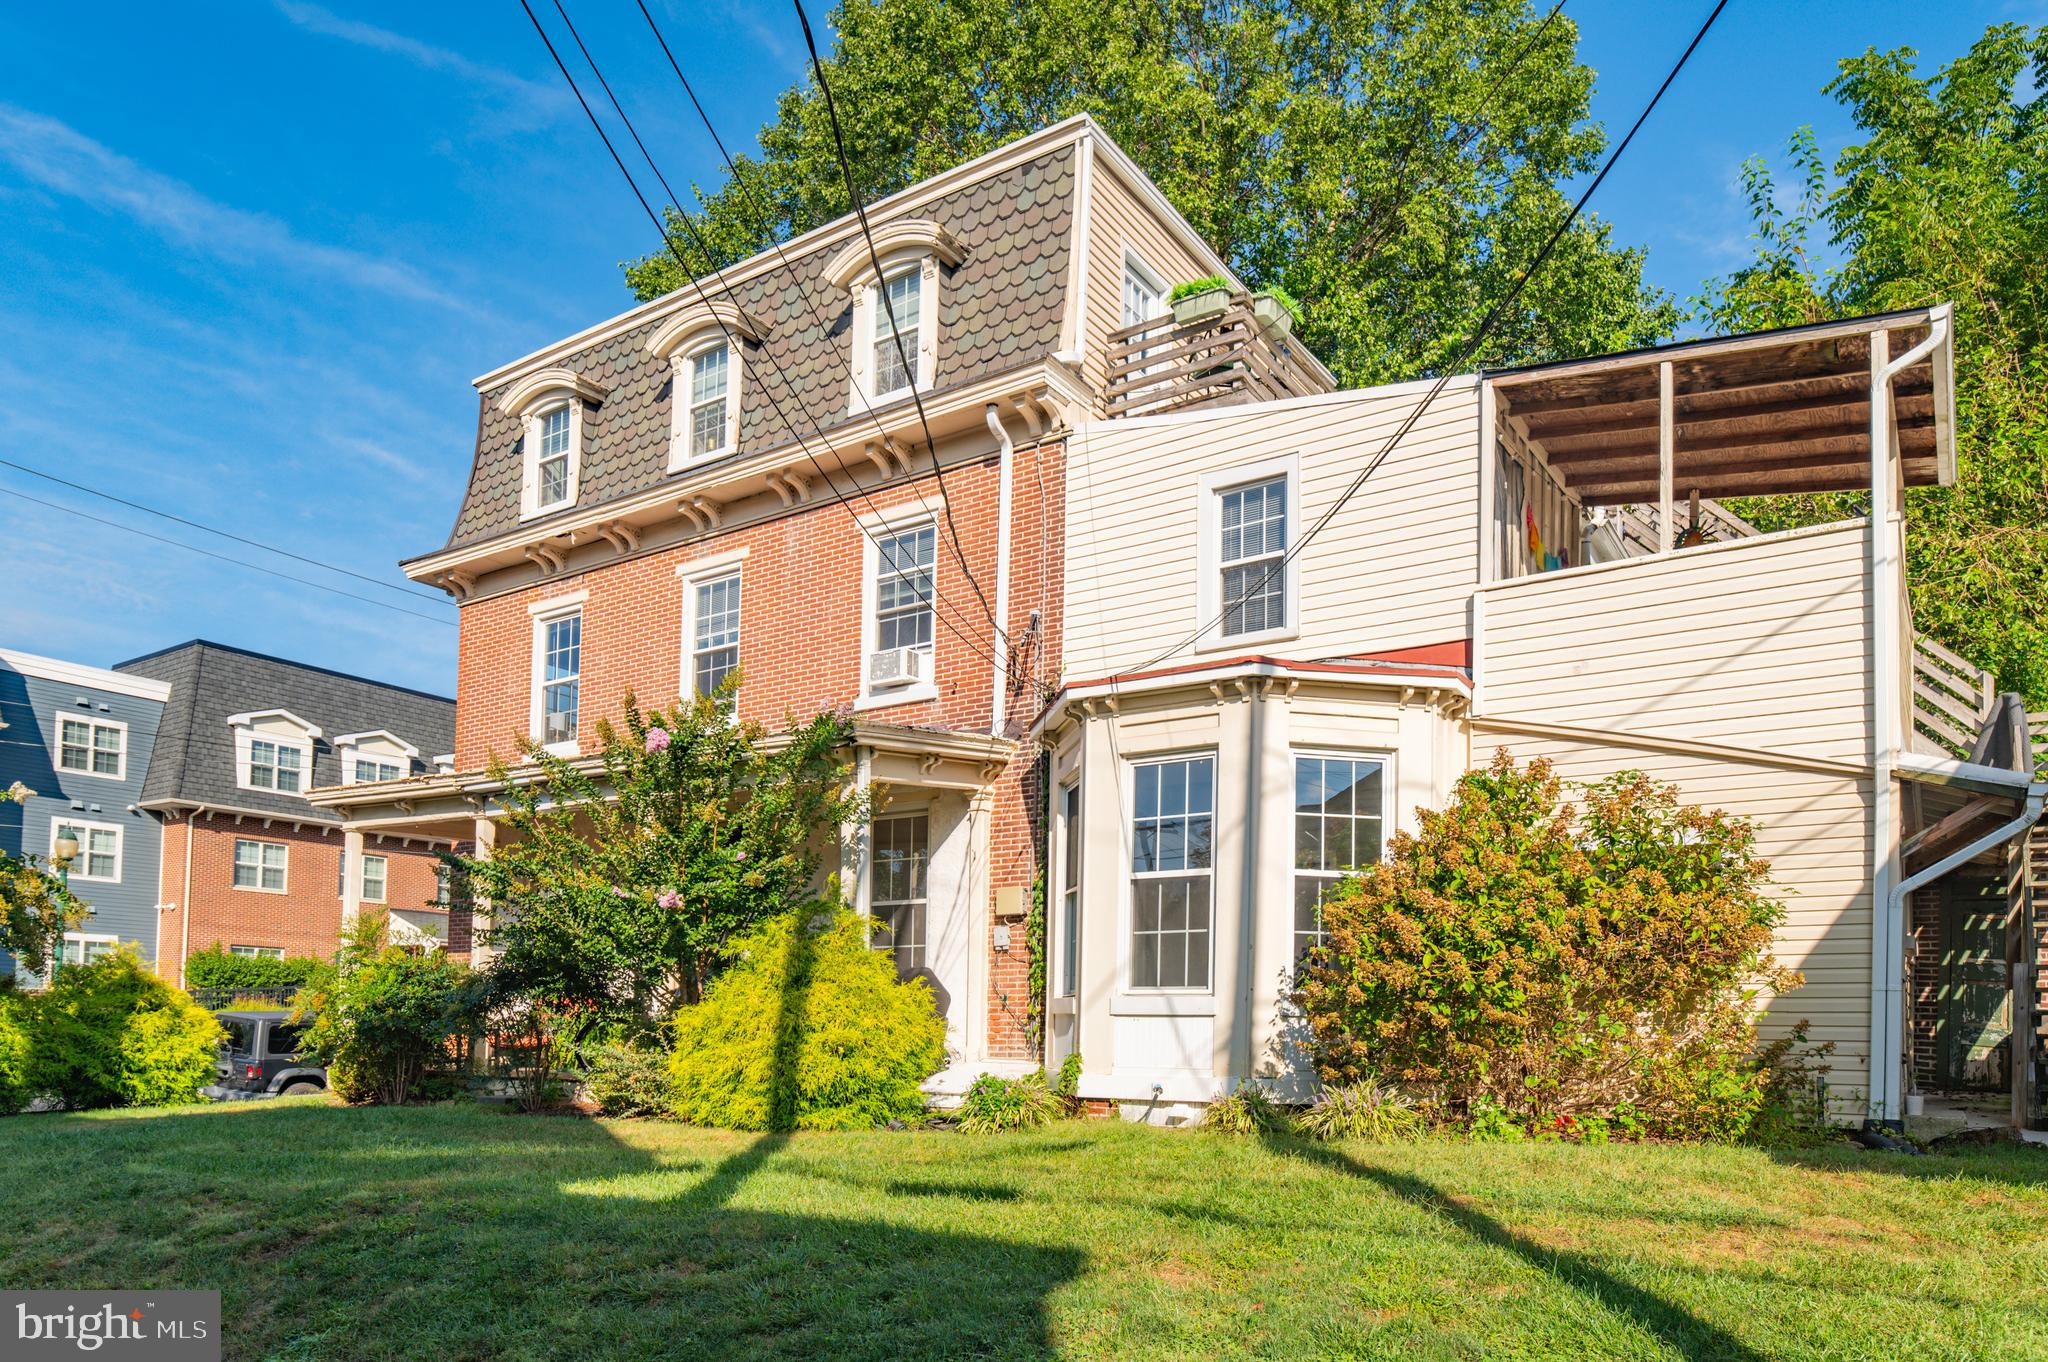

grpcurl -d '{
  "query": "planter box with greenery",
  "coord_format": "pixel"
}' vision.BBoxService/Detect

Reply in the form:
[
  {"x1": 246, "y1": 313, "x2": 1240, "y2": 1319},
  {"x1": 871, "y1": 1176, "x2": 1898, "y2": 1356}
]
[{"x1": 1168, "y1": 275, "x2": 1232, "y2": 325}]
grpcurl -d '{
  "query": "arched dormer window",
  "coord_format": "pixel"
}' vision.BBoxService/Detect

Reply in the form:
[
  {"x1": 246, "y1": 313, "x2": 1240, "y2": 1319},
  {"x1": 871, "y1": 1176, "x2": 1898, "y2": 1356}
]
[
  {"x1": 499, "y1": 368, "x2": 605, "y2": 520},
  {"x1": 226, "y1": 709, "x2": 322, "y2": 797},
  {"x1": 646, "y1": 302, "x2": 766, "y2": 472},
  {"x1": 823, "y1": 220, "x2": 964, "y2": 412}
]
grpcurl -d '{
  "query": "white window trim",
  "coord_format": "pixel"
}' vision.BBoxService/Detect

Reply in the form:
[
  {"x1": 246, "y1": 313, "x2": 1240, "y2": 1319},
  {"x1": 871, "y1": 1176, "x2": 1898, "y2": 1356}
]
[
  {"x1": 51, "y1": 817, "x2": 123, "y2": 884},
  {"x1": 335, "y1": 729, "x2": 420, "y2": 785},
  {"x1": 230, "y1": 944, "x2": 285, "y2": 960},
  {"x1": 232, "y1": 837, "x2": 290, "y2": 895},
  {"x1": 61, "y1": 931, "x2": 120, "y2": 966},
  {"x1": 498, "y1": 368, "x2": 604, "y2": 522},
  {"x1": 227, "y1": 710, "x2": 321, "y2": 798},
  {"x1": 528, "y1": 591, "x2": 588, "y2": 757},
  {"x1": 1121, "y1": 246, "x2": 1169, "y2": 326},
  {"x1": 1119, "y1": 749, "x2": 1218, "y2": 998},
  {"x1": 1195, "y1": 453, "x2": 1302, "y2": 653},
  {"x1": 671, "y1": 333, "x2": 741, "y2": 471},
  {"x1": 1054, "y1": 779, "x2": 1082, "y2": 1002},
  {"x1": 360, "y1": 852, "x2": 389, "y2": 905},
  {"x1": 847, "y1": 249, "x2": 943, "y2": 413},
  {"x1": 54, "y1": 713, "x2": 129, "y2": 782},
  {"x1": 854, "y1": 506, "x2": 940, "y2": 711},
  {"x1": 1289, "y1": 747, "x2": 1394, "y2": 960},
  {"x1": 676, "y1": 547, "x2": 750, "y2": 700}
]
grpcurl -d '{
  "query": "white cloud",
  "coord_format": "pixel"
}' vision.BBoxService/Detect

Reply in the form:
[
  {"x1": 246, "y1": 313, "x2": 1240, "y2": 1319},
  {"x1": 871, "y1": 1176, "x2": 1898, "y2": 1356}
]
[
  {"x1": 0, "y1": 103, "x2": 480, "y2": 316},
  {"x1": 272, "y1": 1, "x2": 568, "y2": 127}
]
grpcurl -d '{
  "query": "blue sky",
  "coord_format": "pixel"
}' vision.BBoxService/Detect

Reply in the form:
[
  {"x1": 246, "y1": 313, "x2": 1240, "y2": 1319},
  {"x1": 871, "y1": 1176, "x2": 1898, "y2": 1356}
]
[{"x1": 0, "y1": 0, "x2": 2035, "y2": 695}]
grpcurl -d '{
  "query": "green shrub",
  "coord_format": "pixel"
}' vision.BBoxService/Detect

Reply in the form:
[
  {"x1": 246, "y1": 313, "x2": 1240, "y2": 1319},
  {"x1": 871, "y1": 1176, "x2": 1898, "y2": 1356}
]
[
  {"x1": 184, "y1": 945, "x2": 327, "y2": 991},
  {"x1": 583, "y1": 1043, "x2": 672, "y2": 1118},
  {"x1": 1168, "y1": 273, "x2": 1230, "y2": 303},
  {"x1": 295, "y1": 922, "x2": 476, "y2": 1106},
  {"x1": 0, "y1": 993, "x2": 30, "y2": 1115},
  {"x1": 1052, "y1": 1052, "x2": 1083, "y2": 1102},
  {"x1": 956, "y1": 1072, "x2": 1064, "y2": 1133},
  {"x1": 668, "y1": 907, "x2": 944, "y2": 1130},
  {"x1": 19, "y1": 949, "x2": 221, "y2": 1110},
  {"x1": 1201, "y1": 1083, "x2": 1290, "y2": 1136},
  {"x1": 1297, "y1": 753, "x2": 1797, "y2": 1141},
  {"x1": 1295, "y1": 1081, "x2": 1425, "y2": 1143}
]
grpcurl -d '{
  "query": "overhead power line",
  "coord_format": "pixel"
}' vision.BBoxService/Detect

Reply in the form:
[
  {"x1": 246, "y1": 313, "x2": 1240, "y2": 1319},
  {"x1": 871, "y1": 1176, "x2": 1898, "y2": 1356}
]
[
  {"x1": 0, "y1": 485, "x2": 457, "y2": 627},
  {"x1": 518, "y1": 0, "x2": 1009, "y2": 676},
  {"x1": 0, "y1": 457, "x2": 449, "y2": 605},
  {"x1": 791, "y1": 0, "x2": 1000, "y2": 635},
  {"x1": 1120, "y1": 0, "x2": 1731, "y2": 681}
]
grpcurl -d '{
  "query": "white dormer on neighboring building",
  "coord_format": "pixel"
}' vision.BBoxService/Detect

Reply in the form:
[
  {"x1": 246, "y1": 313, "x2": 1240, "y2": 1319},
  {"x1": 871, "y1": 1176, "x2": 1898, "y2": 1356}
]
[
  {"x1": 226, "y1": 709, "x2": 322, "y2": 797},
  {"x1": 334, "y1": 730, "x2": 420, "y2": 785}
]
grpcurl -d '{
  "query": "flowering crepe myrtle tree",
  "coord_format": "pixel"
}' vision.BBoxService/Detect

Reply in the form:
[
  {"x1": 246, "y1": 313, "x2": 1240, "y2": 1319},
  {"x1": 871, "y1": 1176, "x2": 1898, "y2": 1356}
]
[
  {"x1": 1, "y1": 781, "x2": 90, "y2": 980},
  {"x1": 456, "y1": 689, "x2": 867, "y2": 1040}
]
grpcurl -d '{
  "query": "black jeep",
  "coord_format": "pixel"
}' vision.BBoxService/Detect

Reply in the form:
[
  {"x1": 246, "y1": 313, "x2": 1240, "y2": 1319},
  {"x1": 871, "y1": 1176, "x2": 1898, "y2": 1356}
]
[{"x1": 206, "y1": 1009, "x2": 326, "y2": 1100}]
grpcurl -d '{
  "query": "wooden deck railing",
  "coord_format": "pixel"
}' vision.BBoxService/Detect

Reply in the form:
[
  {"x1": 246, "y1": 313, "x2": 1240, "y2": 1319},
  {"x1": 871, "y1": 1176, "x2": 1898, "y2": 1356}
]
[
  {"x1": 1912, "y1": 633, "x2": 1999, "y2": 759},
  {"x1": 1104, "y1": 295, "x2": 1332, "y2": 418}
]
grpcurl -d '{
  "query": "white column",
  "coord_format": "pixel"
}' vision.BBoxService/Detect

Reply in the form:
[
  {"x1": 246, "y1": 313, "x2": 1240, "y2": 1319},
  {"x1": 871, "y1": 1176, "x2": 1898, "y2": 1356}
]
[
  {"x1": 840, "y1": 746, "x2": 873, "y2": 914},
  {"x1": 1867, "y1": 328, "x2": 1904, "y2": 1124},
  {"x1": 470, "y1": 815, "x2": 497, "y2": 966},
  {"x1": 341, "y1": 827, "x2": 364, "y2": 929},
  {"x1": 1657, "y1": 360, "x2": 1676, "y2": 554}
]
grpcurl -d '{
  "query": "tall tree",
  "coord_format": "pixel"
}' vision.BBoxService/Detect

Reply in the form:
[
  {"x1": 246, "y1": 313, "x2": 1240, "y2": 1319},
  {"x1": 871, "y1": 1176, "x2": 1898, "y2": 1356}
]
[
  {"x1": 1696, "y1": 25, "x2": 2048, "y2": 704},
  {"x1": 624, "y1": 0, "x2": 1675, "y2": 383}
]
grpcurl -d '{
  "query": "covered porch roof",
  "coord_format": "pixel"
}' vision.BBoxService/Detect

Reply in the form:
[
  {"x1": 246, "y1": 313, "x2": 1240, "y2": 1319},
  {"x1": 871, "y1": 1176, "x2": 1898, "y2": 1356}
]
[{"x1": 1485, "y1": 308, "x2": 1957, "y2": 506}]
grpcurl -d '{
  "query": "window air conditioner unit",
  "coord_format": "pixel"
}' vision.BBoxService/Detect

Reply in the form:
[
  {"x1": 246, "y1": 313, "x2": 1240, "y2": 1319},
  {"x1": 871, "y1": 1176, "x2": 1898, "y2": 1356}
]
[{"x1": 868, "y1": 647, "x2": 926, "y2": 688}]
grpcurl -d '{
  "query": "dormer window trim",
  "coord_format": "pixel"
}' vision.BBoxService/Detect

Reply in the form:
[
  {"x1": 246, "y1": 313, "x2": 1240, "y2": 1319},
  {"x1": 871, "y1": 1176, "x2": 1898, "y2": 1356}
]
[
  {"x1": 500, "y1": 368, "x2": 604, "y2": 522},
  {"x1": 825, "y1": 221, "x2": 963, "y2": 416},
  {"x1": 226, "y1": 709, "x2": 322, "y2": 798},
  {"x1": 334, "y1": 729, "x2": 421, "y2": 785},
  {"x1": 647, "y1": 305, "x2": 764, "y2": 474}
]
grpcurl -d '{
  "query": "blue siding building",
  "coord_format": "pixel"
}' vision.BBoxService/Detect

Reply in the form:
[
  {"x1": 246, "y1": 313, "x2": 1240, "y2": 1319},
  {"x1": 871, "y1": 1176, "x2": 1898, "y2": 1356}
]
[{"x1": 0, "y1": 649, "x2": 172, "y2": 977}]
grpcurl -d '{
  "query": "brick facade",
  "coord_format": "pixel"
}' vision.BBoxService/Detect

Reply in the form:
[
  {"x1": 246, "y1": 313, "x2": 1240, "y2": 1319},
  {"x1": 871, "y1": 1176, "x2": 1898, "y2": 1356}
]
[
  {"x1": 450, "y1": 439, "x2": 1065, "y2": 1061},
  {"x1": 154, "y1": 811, "x2": 446, "y2": 981}
]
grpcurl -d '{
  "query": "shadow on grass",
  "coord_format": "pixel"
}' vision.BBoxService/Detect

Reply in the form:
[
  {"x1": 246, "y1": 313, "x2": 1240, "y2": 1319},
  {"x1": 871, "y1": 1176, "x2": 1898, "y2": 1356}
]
[
  {"x1": 1763, "y1": 1138, "x2": 2048, "y2": 1186},
  {"x1": 2, "y1": 1103, "x2": 1082, "y2": 1362},
  {"x1": 1263, "y1": 1134, "x2": 1770, "y2": 1362}
]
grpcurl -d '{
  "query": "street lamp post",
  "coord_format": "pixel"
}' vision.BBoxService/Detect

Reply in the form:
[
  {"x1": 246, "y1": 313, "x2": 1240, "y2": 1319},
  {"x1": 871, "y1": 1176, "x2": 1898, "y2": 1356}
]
[{"x1": 50, "y1": 830, "x2": 78, "y2": 987}]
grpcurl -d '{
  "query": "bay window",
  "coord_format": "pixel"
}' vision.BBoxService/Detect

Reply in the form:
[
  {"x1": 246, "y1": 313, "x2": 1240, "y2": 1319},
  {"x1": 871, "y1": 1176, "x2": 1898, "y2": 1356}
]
[
  {"x1": 1129, "y1": 755, "x2": 1214, "y2": 990},
  {"x1": 1291, "y1": 754, "x2": 1386, "y2": 958}
]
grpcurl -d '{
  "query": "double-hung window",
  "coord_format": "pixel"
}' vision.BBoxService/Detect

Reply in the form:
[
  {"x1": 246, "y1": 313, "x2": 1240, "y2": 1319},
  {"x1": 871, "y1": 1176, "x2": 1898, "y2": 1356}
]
[
  {"x1": 61, "y1": 934, "x2": 117, "y2": 967},
  {"x1": 353, "y1": 758, "x2": 403, "y2": 783},
  {"x1": 53, "y1": 821, "x2": 120, "y2": 882},
  {"x1": 1292, "y1": 755, "x2": 1386, "y2": 958},
  {"x1": 1129, "y1": 755, "x2": 1214, "y2": 990},
  {"x1": 691, "y1": 572, "x2": 742, "y2": 698},
  {"x1": 532, "y1": 602, "x2": 583, "y2": 751},
  {"x1": 872, "y1": 267, "x2": 922, "y2": 397},
  {"x1": 535, "y1": 404, "x2": 573, "y2": 509},
  {"x1": 59, "y1": 718, "x2": 125, "y2": 778},
  {"x1": 230, "y1": 945, "x2": 283, "y2": 960},
  {"x1": 247, "y1": 739, "x2": 304, "y2": 794},
  {"x1": 870, "y1": 813, "x2": 929, "y2": 980},
  {"x1": 233, "y1": 838, "x2": 288, "y2": 893},
  {"x1": 1220, "y1": 477, "x2": 1288, "y2": 638},
  {"x1": 361, "y1": 854, "x2": 388, "y2": 905},
  {"x1": 687, "y1": 343, "x2": 731, "y2": 459},
  {"x1": 1058, "y1": 783, "x2": 1081, "y2": 998},
  {"x1": 866, "y1": 521, "x2": 936, "y2": 699}
]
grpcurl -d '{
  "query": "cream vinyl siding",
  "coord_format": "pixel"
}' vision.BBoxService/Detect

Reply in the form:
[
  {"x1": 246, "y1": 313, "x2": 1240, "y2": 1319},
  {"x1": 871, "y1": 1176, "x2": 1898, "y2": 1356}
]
[
  {"x1": 1080, "y1": 164, "x2": 1213, "y2": 398},
  {"x1": 1064, "y1": 382, "x2": 1480, "y2": 680},
  {"x1": 1467, "y1": 729, "x2": 1874, "y2": 1113},
  {"x1": 1479, "y1": 522, "x2": 1874, "y2": 765}
]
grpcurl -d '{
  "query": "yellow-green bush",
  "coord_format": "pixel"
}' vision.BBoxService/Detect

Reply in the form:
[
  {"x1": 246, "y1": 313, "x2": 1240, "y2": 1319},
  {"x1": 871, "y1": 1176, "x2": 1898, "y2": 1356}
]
[
  {"x1": 668, "y1": 906, "x2": 944, "y2": 1130},
  {"x1": 0, "y1": 992, "x2": 30, "y2": 1115},
  {"x1": 20, "y1": 949, "x2": 221, "y2": 1110}
]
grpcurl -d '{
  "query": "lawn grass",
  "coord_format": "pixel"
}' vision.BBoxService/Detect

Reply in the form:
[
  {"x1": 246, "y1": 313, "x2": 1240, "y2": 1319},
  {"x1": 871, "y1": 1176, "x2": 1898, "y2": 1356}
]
[{"x1": 1, "y1": 1100, "x2": 2044, "y2": 1361}]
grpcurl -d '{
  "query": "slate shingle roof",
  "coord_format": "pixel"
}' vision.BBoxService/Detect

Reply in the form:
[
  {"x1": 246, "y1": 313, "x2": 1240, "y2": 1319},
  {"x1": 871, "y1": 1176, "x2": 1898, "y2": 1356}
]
[
  {"x1": 114, "y1": 641, "x2": 455, "y2": 824},
  {"x1": 444, "y1": 146, "x2": 1077, "y2": 550}
]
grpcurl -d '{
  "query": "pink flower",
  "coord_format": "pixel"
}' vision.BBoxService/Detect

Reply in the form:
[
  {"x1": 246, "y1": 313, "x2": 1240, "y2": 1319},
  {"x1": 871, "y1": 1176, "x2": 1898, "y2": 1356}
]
[
  {"x1": 658, "y1": 890, "x2": 683, "y2": 910},
  {"x1": 645, "y1": 727, "x2": 671, "y2": 755},
  {"x1": 734, "y1": 849, "x2": 747, "y2": 862},
  {"x1": 611, "y1": 887, "x2": 628, "y2": 899}
]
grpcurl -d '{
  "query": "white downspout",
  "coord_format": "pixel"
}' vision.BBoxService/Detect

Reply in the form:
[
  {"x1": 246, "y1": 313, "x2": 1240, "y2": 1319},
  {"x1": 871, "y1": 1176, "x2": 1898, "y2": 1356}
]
[
  {"x1": 1867, "y1": 312, "x2": 1951, "y2": 1126},
  {"x1": 986, "y1": 404, "x2": 1017, "y2": 737},
  {"x1": 178, "y1": 813, "x2": 193, "y2": 989}
]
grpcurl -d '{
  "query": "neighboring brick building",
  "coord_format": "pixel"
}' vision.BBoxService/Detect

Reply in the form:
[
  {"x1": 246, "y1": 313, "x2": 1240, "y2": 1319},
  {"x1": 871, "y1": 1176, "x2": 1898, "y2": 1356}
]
[
  {"x1": 312, "y1": 116, "x2": 1332, "y2": 1091},
  {"x1": 114, "y1": 641, "x2": 455, "y2": 982}
]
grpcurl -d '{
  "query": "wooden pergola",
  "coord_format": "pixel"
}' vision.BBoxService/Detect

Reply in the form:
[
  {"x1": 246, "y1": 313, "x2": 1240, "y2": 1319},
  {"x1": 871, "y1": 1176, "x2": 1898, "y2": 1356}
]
[{"x1": 1486, "y1": 308, "x2": 1957, "y2": 520}]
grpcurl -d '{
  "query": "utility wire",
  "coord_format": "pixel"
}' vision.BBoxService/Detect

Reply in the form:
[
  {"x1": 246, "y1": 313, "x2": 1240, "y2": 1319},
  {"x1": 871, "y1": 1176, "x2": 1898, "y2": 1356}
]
[
  {"x1": 1118, "y1": 0, "x2": 1730, "y2": 681},
  {"x1": 518, "y1": 0, "x2": 1007, "y2": 675},
  {"x1": 792, "y1": 0, "x2": 1001, "y2": 636},
  {"x1": 0, "y1": 456, "x2": 449, "y2": 604},
  {"x1": 0, "y1": 486, "x2": 457, "y2": 627},
  {"x1": 630, "y1": 0, "x2": 1053, "y2": 694}
]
